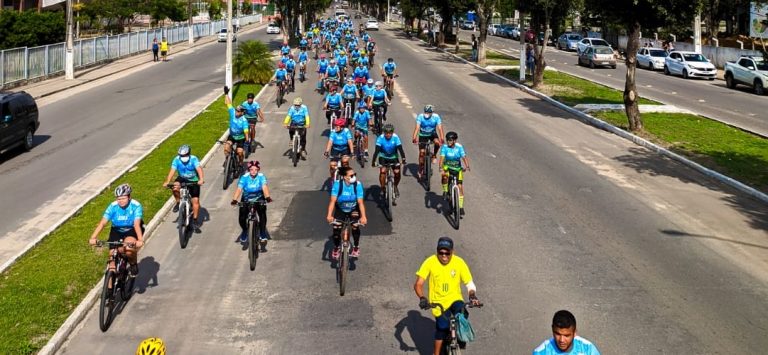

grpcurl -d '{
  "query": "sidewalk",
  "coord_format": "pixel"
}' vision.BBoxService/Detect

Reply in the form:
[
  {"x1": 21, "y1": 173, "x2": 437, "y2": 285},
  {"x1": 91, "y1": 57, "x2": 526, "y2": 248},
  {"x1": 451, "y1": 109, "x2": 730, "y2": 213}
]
[{"x1": 9, "y1": 20, "x2": 268, "y2": 100}]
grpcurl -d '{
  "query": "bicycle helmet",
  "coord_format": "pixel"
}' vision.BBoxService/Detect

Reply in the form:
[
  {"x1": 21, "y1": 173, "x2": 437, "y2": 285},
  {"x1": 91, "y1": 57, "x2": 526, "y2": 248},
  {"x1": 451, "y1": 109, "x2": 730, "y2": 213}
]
[
  {"x1": 177, "y1": 144, "x2": 190, "y2": 156},
  {"x1": 424, "y1": 105, "x2": 434, "y2": 113},
  {"x1": 446, "y1": 131, "x2": 458, "y2": 141},
  {"x1": 115, "y1": 183, "x2": 132, "y2": 197},
  {"x1": 367, "y1": 78, "x2": 374, "y2": 84},
  {"x1": 293, "y1": 97, "x2": 303, "y2": 105},
  {"x1": 383, "y1": 123, "x2": 395, "y2": 133},
  {"x1": 330, "y1": 59, "x2": 336, "y2": 64},
  {"x1": 235, "y1": 105, "x2": 245, "y2": 112},
  {"x1": 375, "y1": 81, "x2": 383, "y2": 87},
  {"x1": 288, "y1": 54, "x2": 294, "y2": 59},
  {"x1": 320, "y1": 54, "x2": 326, "y2": 59},
  {"x1": 357, "y1": 101, "x2": 367, "y2": 109},
  {"x1": 334, "y1": 117, "x2": 347, "y2": 127},
  {"x1": 387, "y1": 57, "x2": 394, "y2": 62},
  {"x1": 346, "y1": 77, "x2": 354, "y2": 83},
  {"x1": 247, "y1": 160, "x2": 260, "y2": 169},
  {"x1": 246, "y1": 93, "x2": 255, "y2": 99},
  {"x1": 278, "y1": 62, "x2": 286, "y2": 68},
  {"x1": 136, "y1": 337, "x2": 166, "y2": 355}
]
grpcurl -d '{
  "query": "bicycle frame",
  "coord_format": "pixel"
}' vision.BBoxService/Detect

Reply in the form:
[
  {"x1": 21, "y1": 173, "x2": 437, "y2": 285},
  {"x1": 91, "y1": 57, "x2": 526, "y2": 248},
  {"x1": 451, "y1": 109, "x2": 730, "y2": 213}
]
[{"x1": 428, "y1": 302, "x2": 481, "y2": 354}]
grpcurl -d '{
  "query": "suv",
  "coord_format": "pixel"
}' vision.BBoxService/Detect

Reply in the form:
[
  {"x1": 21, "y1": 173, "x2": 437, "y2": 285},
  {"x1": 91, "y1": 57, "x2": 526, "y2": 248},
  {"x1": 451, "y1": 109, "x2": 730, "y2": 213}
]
[{"x1": 0, "y1": 91, "x2": 40, "y2": 154}]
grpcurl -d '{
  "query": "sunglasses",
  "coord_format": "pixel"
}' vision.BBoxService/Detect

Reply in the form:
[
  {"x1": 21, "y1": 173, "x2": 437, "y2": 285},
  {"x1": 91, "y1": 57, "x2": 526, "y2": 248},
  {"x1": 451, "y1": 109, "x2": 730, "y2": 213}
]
[
  {"x1": 345, "y1": 173, "x2": 356, "y2": 178},
  {"x1": 438, "y1": 251, "x2": 452, "y2": 256}
]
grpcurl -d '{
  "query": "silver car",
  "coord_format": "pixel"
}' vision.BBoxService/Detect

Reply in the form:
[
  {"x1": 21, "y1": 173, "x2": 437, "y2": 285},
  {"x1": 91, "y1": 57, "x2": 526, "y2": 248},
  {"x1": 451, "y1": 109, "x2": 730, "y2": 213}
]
[
  {"x1": 557, "y1": 33, "x2": 582, "y2": 51},
  {"x1": 577, "y1": 37, "x2": 611, "y2": 55},
  {"x1": 578, "y1": 46, "x2": 616, "y2": 69},
  {"x1": 636, "y1": 47, "x2": 667, "y2": 70}
]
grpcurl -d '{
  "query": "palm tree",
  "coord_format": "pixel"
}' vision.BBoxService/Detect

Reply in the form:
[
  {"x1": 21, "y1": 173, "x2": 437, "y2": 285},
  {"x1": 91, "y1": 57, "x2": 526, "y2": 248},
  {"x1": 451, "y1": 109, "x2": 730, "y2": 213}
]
[{"x1": 234, "y1": 40, "x2": 274, "y2": 84}]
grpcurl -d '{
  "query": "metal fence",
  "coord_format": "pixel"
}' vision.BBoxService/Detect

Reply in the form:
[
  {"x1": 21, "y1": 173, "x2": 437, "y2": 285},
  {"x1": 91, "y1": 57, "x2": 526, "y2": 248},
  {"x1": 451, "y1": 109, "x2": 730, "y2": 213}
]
[{"x1": 1, "y1": 14, "x2": 262, "y2": 88}]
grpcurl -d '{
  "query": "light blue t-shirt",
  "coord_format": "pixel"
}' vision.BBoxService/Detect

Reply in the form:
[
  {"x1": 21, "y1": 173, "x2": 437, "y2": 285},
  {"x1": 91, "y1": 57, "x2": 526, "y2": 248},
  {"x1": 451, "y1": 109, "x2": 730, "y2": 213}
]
[
  {"x1": 240, "y1": 101, "x2": 260, "y2": 118},
  {"x1": 228, "y1": 106, "x2": 249, "y2": 140},
  {"x1": 329, "y1": 128, "x2": 353, "y2": 149},
  {"x1": 171, "y1": 155, "x2": 201, "y2": 181},
  {"x1": 317, "y1": 59, "x2": 329, "y2": 73},
  {"x1": 103, "y1": 199, "x2": 143, "y2": 230},
  {"x1": 238, "y1": 173, "x2": 267, "y2": 202},
  {"x1": 281, "y1": 45, "x2": 291, "y2": 54},
  {"x1": 275, "y1": 68, "x2": 287, "y2": 81},
  {"x1": 327, "y1": 65, "x2": 340, "y2": 77},
  {"x1": 353, "y1": 66, "x2": 369, "y2": 79},
  {"x1": 371, "y1": 88, "x2": 387, "y2": 103},
  {"x1": 298, "y1": 51, "x2": 309, "y2": 63},
  {"x1": 325, "y1": 93, "x2": 342, "y2": 108},
  {"x1": 337, "y1": 54, "x2": 348, "y2": 67},
  {"x1": 416, "y1": 113, "x2": 442, "y2": 136},
  {"x1": 353, "y1": 110, "x2": 370, "y2": 131},
  {"x1": 286, "y1": 59, "x2": 296, "y2": 71},
  {"x1": 376, "y1": 133, "x2": 402, "y2": 158},
  {"x1": 440, "y1": 143, "x2": 466, "y2": 169},
  {"x1": 287, "y1": 105, "x2": 309, "y2": 126},
  {"x1": 342, "y1": 84, "x2": 358, "y2": 99},
  {"x1": 331, "y1": 180, "x2": 365, "y2": 213},
  {"x1": 532, "y1": 336, "x2": 600, "y2": 355},
  {"x1": 362, "y1": 84, "x2": 375, "y2": 98},
  {"x1": 383, "y1": 62, "x2": 397, "y2": 74}
]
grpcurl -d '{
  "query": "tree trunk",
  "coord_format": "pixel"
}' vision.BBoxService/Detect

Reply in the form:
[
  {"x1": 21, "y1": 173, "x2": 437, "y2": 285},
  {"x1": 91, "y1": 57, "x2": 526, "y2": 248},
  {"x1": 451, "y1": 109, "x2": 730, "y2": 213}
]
[
  {"x1": 476, "y1": 5, "x2": 491, "y2": 66},
  {"x1": 532, "y1": 23, "x2": 549, "y2": 89},
  {"x1": 624, "y1": 21, "x2": 643, "y2": 131}
]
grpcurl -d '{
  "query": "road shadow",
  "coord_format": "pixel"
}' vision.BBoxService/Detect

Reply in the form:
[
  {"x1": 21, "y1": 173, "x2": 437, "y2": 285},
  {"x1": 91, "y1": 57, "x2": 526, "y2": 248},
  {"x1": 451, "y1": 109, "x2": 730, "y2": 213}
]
[
  {"x1": 135, "y1": 256, "x2": 160, "y2": 294},
  {"x1": 661, "y1": 229, "x2": 768, "y2": 250},
  {"x1": 393, "y1": 310, "x2": 436, "y2": 354},
  {"x1": 515, "y1": 97, "x2": 578, "y2": 121},
  {"x1": 0, "y1": 135, "x2": 52, "y2": 164},
  {"x1": 424, "y1": 191, "x2": 447, "y2": 215}
]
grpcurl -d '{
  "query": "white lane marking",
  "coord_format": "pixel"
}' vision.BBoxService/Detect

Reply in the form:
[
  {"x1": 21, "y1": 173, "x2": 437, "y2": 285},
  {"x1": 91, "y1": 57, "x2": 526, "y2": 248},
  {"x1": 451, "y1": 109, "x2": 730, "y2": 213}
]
[
  {"x1": 558, "y1": 224, "x2": 567, "y2": 234},
  {"x1": 671, "y1": 91, "x2": 677, "y2": 95},
  {"x1": 698, "y1": 99, "x2": 706, "y2": 103},
  {"x1": 646, "y1": 85, "x2": 653, "y2": 88},
  {"x1": 749, "y1": 113, "x2": 756, "y2": 116}
]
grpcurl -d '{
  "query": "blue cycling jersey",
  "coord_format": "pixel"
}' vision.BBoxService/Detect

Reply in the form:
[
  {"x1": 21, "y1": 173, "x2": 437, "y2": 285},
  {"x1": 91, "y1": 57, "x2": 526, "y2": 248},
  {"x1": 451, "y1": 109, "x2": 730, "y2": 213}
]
[
  {"x1": 275, "y1": 68, "x2": 287, "y2": 80},
  {"x1": 331, "y1": 180, "x2": 364, "y2": 212},
  {"x1": 440, "y1": 143, "x2": 466, "y2": 169},
  {"x1": 416, "y1": 113, "x2": 442, "y2": 136},
  {"x1": 326, "y1": 93, "x2": 342, "y2": 108},
  {"x1": 376, "y1": 133, "x2": 402, "y2": 157},
  {"x1": 337, "y1": 55, "x2": 348, "y2": 66},
  {"x1": 353, "y1": 66, "x2": 369, "y2": 79},
  {"x1": 299, "y1": 39, "x2": 308, "y2": 47},
  {"x1": 287, "y1": 105, "x2": 309, "y2": 125},
  {"x1": 329, "y1": 128, "x2": 353, "y2": 148},
  {"x1": 372, "y1": 88, "x2": 387, "y2": 102},
  {"x1": 240, "y1": 101, "x2": 260, "y2": 117},
  {"x1": 342, "y1": 84, "x2": 357, "y2": 98},
  {"x1": 353, "y1": 110, "x2": 370, "y2": 131},
  {"x1": 318, "y1": 59, "x2": 329, "y2": 72},
  {"x1": 171, "y1": 155, "x2": 201, "y2": 181},
  {"x1": 103, "y1": 199, "x2": 143, "y2": 230},
  {"x1": 228, "y1": 106, "x2": 249, "y2": 139},
  {"x1": 238, "y1": 173, "x2": 268, "y2": 202},
  {"x1": 362, "y1": 84, "x2": 375, "y2": 97},
  {"x1": 298, "y1": 52, "x2": 309, "y2": 62},
  {"x1": 327, "y1": 65, "x2": 340, "y2": 77},
  {"x1": 286, "y1": 59, "x2": 296, "y2": 71},
  {"x1": 281, "y1": 45, "x2": 291, "y2": 54},
  {"x1": 383, "y1": 62, "x2": 397, "y2": 74},
  {"x1": 351, "y1": 50, "x2": 361, "y2": 59},
  {"x1": 359, "y1": 56, "x2": 369, "y2": 66},
  {"x1": 533, "y1": 336, "x2": 601, "y2": 355}
]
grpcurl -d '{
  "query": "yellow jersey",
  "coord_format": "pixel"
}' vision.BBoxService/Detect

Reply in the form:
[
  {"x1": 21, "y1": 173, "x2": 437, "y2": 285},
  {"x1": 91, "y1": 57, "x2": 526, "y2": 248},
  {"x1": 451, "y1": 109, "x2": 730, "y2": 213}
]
[{"x1": 416, "y1": 254, "x2": 473, "y2": 317}]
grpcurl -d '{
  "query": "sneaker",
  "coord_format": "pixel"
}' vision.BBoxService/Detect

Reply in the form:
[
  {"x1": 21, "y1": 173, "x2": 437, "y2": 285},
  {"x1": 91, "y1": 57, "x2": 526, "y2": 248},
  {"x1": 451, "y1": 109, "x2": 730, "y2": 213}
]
[
  {"x1": 238, "y1": 232, "x2": 248, "y2": 243},
  {"x1": 301, "y1": 150, "x2": 307, "y2": 160},
  {"x1": 194, "y1": 219, "x2": 202, "y2": 233},
  {"x1": 331, "y1": 247, "x2": 340, "y2": 260},
  {"x1": 460, "y1": 208, "x2": 465, "y2": 216},
  {"x1": 129, "y1": 264, "x2": 139, "y2": 278},
  {"x1": 364, "y1": 150, "x2": 369, "y2": 157},
  {"x1": 351, "y1": 247, "x2": 360, "y2": 258},
  {"x1": 172, "y1": 203, "x2": 179, "y2": 213}
]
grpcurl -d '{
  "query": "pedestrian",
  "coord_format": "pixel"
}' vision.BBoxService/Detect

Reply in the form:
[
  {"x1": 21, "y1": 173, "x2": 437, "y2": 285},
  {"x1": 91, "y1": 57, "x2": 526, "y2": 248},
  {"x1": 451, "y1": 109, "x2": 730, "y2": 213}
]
[
  {"x1": 160, "y1": 37, "x2": 169, "y2": 62},
  {"x1": 526, "y1": 44, "x2": 535, "y2": 76},
  {"x1": 532, "y1": 310, "x2": 601, "y2": 355},
  {"x1": 471, "y1": 34, "x2": 478, "y2": 62},
  {"x1": 152, "y1": 38, "x2": 159, "y2": 62}
]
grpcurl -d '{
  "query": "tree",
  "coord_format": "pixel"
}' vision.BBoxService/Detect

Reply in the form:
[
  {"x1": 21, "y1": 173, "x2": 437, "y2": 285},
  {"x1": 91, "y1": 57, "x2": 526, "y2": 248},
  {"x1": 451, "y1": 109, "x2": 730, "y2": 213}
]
[
  {"x1": 208, "y1": 0, "x2": 223, "y2": 21},
  {"x1": 475, "y1": 0, "x2": 500, "y2": 67},
  {"x1": 234, "y1": 40, "x2": 275, "y2": 84},
  {"x1": 0, "y1": 10, "x2": 66, "y2": 49},
  {"x1": 586, "y1": 0, "x2": 701, "y2": 131}
]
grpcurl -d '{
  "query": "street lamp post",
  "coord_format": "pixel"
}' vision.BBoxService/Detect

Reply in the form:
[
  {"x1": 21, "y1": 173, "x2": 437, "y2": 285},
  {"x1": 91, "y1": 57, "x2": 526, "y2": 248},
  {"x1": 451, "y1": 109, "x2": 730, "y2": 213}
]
[
  {"x1": 188, "y1": 0, "x2": 194, "y2": 46},
  {"x1": 65, "y1": 0, "x2": 74, "y2": 80},
  {"x1": 387, "y1": 0, "x2": 390, "y2": 23},
  {"x1": 225, "y1": 0, "x2": 233, "y2": 94}
]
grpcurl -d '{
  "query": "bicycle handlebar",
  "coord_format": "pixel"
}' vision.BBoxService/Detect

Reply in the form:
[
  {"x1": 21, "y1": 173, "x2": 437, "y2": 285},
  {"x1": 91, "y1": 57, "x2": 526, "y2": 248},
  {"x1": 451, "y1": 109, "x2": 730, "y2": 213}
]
[
  {"x1": 166, "y1": 182, "x2": 197, "y2": 189},
  {"x1": 237, "y1": 200, "x2": 268, "y2": 207},
  {"x1": 94, "y1": 240, "x2": 136, "y2": 248},
  {"x1": 330, "y1": 219, "x2": 364, "y2": 227},
  {"x1": 429, "y1": 302, "x2": 483, "y2": 313}
]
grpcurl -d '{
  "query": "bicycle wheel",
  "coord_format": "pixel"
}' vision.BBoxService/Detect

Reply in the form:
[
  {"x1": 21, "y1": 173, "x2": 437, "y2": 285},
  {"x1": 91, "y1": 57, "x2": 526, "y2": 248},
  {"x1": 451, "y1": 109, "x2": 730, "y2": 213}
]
[
  {"x1": 339, "y1": 240, "x2": 349, "y2": 296},
  {"x1": 222, "y1": 155, "x2": 231, "y2": 190},
  {"x1": 292, "y1": 134, "x2": 300, "y2": 167},
  {"x1": 452, "y1": 184, "x2": 461, "y2": 229},
  {"x1": 386, "y1": 177, "x2": 394, "y2": 220},
  {"x1": 178, "y1": 201, "x2": 190, "y2": 249},
  {"x1": 357, "y1": 138, "x2": 365, "y2": 168},
  {"x1": 424, "y1": 153, "x2": 432, "y2": 192},
  {"x1": 98, "y1": 270, "x2": 115, "y2": 332},
  {"x1": 249, "y1": 219, "x2": 259, "y2": 271},
  {"x1": 120, "y1": 265, "x2": 136, "y2": 301}
]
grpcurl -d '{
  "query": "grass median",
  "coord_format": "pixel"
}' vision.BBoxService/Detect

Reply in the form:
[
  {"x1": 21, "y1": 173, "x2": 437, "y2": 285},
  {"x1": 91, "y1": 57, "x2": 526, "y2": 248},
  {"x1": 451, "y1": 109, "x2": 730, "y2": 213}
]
[{"x1": 0, "y1": 82, "x2": 261, "y2": 354}]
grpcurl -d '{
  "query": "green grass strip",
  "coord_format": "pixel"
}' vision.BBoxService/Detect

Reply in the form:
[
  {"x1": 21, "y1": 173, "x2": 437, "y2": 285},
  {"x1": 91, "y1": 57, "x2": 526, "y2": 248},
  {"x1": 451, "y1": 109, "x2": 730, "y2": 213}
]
[
  {"x1": 594, "y1": 111, "x2": 768, "y2": 192},
  {"x1": 455, "y1": 47, "x2": 520, "y2": 67},
  {"x1": 0, "y1": 83, "x2": 261, "y2": 354}
]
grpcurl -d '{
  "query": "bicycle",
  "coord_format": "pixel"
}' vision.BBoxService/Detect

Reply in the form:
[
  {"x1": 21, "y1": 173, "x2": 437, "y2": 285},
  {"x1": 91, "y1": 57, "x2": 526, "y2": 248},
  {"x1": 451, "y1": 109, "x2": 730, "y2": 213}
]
[
  {"x1": 221, "y1": 140, "x2": 242, "y2": 190},
  {"x1": 384, "y1": 74, "x2": 398, "y2": 98},
  {"x1": 377, "y1": 162, "x2": 399, "y2": 221},
  {"x1": 244, "y1": 121, "x2": 259, "y2": 156},
  {"x1": 421, "y1": 141, "x2": 434, "y2": 192},
  {"x1": 299, "y1": 61, "x2": 306, "y2": 83},
  {"x1": 330, "y1": 217, "x2": 363, "y2": 296},
  {"x1": 354, "y1": 132, "x2": 367, "y2": 168},
  {"x1": 275, "y1": 80, "x2": 286, "y2": 107},
  {"x1": 167, "y1": 182, "x2": 196, "y2": 248},
  {"x1": 371, "y1": 103, "x2": 386, "y2": 135},
  {"x1": 289, "y1": 125, "x2": 305, "y2": 167},
  {"x1": 445, "y1": 168, "x2": 463, "y2": 229},
  {"x1": 288, "y1": 70, "x2": 296, "y2": 92},
  {"x1": 95, "y1": 240, "x2": 136, "y2": 332},
  {"x1": 238, "y1": 200, "x2": 267, "y2": 271},
  {"x1": 343, "y1": 96, "x2": 356, "y2": 123},
  {"x1": 427, "y1": 302, "x2": 482, "y2": 355}
]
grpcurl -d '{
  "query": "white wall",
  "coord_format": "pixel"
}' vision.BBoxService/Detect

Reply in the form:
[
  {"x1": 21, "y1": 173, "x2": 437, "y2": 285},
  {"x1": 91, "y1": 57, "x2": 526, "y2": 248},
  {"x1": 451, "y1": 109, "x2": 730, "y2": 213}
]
[{"x1": 618, "y1": 35, "x2": 763, "y2": 68}]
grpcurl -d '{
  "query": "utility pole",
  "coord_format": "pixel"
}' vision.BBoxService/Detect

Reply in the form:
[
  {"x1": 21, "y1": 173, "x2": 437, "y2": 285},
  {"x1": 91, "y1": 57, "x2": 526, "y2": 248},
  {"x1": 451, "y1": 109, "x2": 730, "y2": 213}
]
[
  {"x1": 188, "y1": 0, "x2": 194, "y2": 46},
  {"x1": 226, "y1": 0, "x2": 234, "y2": 93},
  {"x1": 299, "y1": 0, "x2": 304, "y2": 35},
  {"x1": 65, "y1": 0, "x2": 74, "y2": 80},
  {"x1": 519, "y1": 14, "x2": 526, "y2": 82},
  {"x1": 387, "y1": 0, "x2": 390, "y2": 23},
  {"x1": 694, "y1": 13, "x2": 702, "y2": 53}
]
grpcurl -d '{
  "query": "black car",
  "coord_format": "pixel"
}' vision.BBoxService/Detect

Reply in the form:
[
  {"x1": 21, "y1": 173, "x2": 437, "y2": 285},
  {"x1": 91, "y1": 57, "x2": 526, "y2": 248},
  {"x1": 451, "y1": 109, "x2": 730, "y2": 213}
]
[{"x1": 0, "y1": 91, "x2": 39, "y2": 154}]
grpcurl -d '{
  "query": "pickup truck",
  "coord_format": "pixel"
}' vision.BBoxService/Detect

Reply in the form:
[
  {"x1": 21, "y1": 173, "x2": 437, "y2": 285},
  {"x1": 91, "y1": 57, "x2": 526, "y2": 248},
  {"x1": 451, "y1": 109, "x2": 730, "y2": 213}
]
[{"x1": 724, "y1": 56, "x2": 768, "y2": 95}]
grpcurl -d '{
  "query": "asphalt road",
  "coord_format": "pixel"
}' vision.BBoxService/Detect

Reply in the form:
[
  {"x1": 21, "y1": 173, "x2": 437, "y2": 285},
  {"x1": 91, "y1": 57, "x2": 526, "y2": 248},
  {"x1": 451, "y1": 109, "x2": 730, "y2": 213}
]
[
  {"x1": 462, "y1": 31, "x2": 768, "y2": 137},
  {"x1": 59, "y1": 24, "x2": 768, "y2": 354},
  {"x1": 0, "y1": 23, "x2": 289, "y2": 265}
]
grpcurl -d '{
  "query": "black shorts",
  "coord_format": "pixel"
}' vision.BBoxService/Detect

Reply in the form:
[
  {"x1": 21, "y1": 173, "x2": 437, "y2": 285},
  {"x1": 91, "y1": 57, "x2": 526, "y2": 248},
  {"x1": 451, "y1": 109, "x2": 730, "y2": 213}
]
[
  {"x1": 175, "y1": 177, "x2": 201, "y2": 198},
  {"x1": 228, "y1": 136, "x2": 246, "y2": 148},
  {"x1": 108, "y1": 227, "x2": 139, "y2": 249},
  {"x1": 333, "y1": 204, "x2": 360, "y2": 221},
  {"x1": 378, "y1": 157, "x2": 399, "y2": 167},
  {"x1": 418, "y1": 133, "x2": 438, "y2": 148},
  {"x1": 330, "y1": 147, "x2": 351, "y2": 160},
  {"x1": 245, "y1": 116, "x2": 259, "y2": 125}
]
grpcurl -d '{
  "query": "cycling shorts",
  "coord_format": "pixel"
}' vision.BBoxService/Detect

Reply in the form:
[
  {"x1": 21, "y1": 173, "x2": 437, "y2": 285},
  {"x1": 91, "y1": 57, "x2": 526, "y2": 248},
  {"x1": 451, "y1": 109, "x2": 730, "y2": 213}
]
[
  {"x1": 108, "y1": 226, "x2": 142, "y2": 249},
  {"x1": 175, "y1": 177, "x2": 201, "y2": 198},
  {"x1": 244, "y1": 115, "x2": 259, "y2": 125},
  {"x1": 330, "y1": 146, "x2": 351, "y2": 160},
  {"x1": 228, "y1": 136, "x2": 246, "y2": 149},
  {"x1": 418, "y1": 133, "x2": 439, "y2": 148},
  {"x1": 333, "y1": 204, "x2": 360, "y2": 222},
  {"x1": 442, "y1": 164, "x2": 463, "y2": 182},
  {"x1": 378, "y1": 156, "x2": 399, "y2": 167},
  {"x1": 435, "y1": 301, "x2": 468, "y2": 341},
  {"x1": 355, "y1": 126, "x2": 368, "y2": 135}
]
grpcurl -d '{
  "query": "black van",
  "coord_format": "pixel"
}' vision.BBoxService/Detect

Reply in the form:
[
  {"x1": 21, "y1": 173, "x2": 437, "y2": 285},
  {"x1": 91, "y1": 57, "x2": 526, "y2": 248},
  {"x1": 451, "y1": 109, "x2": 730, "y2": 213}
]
[{"x1": 0, "y1": 91, "x2": 40, "y2": 154}]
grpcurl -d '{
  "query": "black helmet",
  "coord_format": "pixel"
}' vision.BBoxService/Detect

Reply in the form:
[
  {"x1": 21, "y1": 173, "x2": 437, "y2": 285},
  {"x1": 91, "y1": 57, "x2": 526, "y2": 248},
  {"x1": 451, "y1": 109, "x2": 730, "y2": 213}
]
[
  {"x1": 247, "y1": 93, "x2": 255, "y2": 99},
  {"x1": 383, "y1": 123, "x2": 394, "y2": 133},
  {"x1": 387, "y1": 57, "x2": 394, "y2": 62},
  {"x1": 446, "y1": 131, "x2": 458, "y2": 141}
]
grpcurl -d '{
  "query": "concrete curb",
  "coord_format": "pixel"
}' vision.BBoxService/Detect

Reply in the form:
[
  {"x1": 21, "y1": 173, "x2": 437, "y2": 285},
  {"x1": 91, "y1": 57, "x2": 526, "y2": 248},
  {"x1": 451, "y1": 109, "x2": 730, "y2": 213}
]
[
  {"x1": 38, "y1": 82, "x2": 269, "y2": 355},
  {"x1": 393, "y1": 24, "x2": 768, "y2": 205}
]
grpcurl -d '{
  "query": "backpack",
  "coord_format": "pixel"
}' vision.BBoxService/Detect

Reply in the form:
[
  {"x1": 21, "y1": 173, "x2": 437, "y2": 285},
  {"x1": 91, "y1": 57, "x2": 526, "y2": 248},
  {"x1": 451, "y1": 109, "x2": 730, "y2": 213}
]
[
  {"x1": 335, "y1": 180, "x2": 358, "y2": 199},
  {"x1": 456, "y1": 313, "x2": 476, "y2": 343}
]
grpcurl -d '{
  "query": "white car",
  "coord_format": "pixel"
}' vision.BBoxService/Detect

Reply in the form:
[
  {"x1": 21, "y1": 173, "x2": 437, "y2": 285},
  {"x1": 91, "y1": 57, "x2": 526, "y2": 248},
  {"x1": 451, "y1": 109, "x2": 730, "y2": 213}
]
[
  {"x1": 266, "y1": 22, "x2": 280, "y2": 34},
  {"x1": 636, "y1": 47, "x2": 668, "y2": 70},
  {"x1": 217, "y1": 28, "x2": 236, "y2": 42},
  {"x1": 488, "y1": 23, "x2": 501, "y2": 36},
  {"x1": 664, "y1": 51, "x2": 716, "y2": 80},
  {"x1": 365, "y1": 19, "x2": 379, "y2": 30},
  {"x1": 577, "y1": 37, "x2": 611, "y2": 55}
]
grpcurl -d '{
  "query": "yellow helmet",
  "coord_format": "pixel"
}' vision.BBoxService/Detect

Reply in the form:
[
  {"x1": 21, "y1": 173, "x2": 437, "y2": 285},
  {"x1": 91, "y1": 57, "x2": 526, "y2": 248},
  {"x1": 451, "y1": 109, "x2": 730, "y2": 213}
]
[{"x1": 136, "y1": 337, "x2": 166, "y2": 355}]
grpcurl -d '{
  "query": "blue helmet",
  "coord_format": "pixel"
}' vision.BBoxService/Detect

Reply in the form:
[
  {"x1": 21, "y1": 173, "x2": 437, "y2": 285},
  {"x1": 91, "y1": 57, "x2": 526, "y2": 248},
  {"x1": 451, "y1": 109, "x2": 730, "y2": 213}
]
[{"x1": 358, "y1": 101, "x2": 367, "y2": 109}]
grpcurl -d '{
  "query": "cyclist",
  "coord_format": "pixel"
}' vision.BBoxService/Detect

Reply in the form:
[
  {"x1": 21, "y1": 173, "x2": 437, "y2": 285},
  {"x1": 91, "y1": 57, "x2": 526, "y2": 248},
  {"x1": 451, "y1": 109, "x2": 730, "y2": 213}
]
[
  {"x1": 352, "y1": 60, "x2": 370, "y2": 88},
  {"x1": 274, "y1": 62, "x2": 289, "y2": 94},
  {"x1": 350, "y1": 47, "x2": 362, "y2": 69},
  {"x1": 414, "y1": 236, "x2": 481, "y2": 355},
  {"x1": 323, "y1": 85, "x2": 344, "y2": 126},
  {"x1": 381, "y1": 57, "x2": 398, "y2": 92},
  {"x1": 89, "y1": 184, "x2": 144, "y2": 277},
  {"x1": 326, "y1": 166, "x2": 368, "y2": 259},
  {"x1": 312, "y1": 35, "x2": 321, "y2": 58},
  {"x1": 136, "y1": 337, "x2": 166, "y2": 355},
  {"x1": 299, "y1": 36, "x2": 309, "y2": 51},
  {"x1": 367, "y1": 40, "x2": 377, "y2": 65},
  {"x1": 162, "y1": 144, "x2": 204, "y2": 232},
  {"x1": 337, "y1": 49, "x2": 349, "y2": 81},
  {"x1": 370, "y1": 80, "x2": 390, "y2": 121},
  {"x1": 241, "y1": 92, "x2": 265, "y2": 148},
  {"x1": 316, "y1": 54, "x2": 329, "y2": 85},
  {"x1": 298, "y1": 49, "x2": 310, "y2": 80},
  {"x1": 280, "y1": 40, "x2": 291, "y2": 56},
  {"x1": 359, "y1": 49, "x2": 370, "y2": 68},
  {"x1": 283, "y1": 97, "x2": 311, "y2": 159},
  {"x1": 325, "y1": 59, "x2": 342, "y2": 92},
  {"x1": 341, "y1": 78, "x2": 359, "y2": 121},
  {"x1": 361, "y1": 78, "x2": 376, "y2": 105},
  {"x1": 412, "y1": 105, "x2": 444, "y2": 180},
  {"x1": 285, "y1": 54, "x2": 297, "y2": 90},
  {"x1": 438, "y1": 131, "x2": 470, "y2": 215},
  {"x1": 223, "y1": 87, "x2": 249, "y2": 167},
  {"x1": 533, "y1": 310, "x2": 601, "y2": 355},
  {"x1": 352, "y1": 101, "x2": 372, "y2": 156},
  {"x1": 324, "y1": 116, "x2": 354, "y2": 180},
  {"x1": 371, "y1": 124, "x2": 406, "y2": 198},
  {"x1": 230, "y1": 160, "x2": 273, "y2": 243}
]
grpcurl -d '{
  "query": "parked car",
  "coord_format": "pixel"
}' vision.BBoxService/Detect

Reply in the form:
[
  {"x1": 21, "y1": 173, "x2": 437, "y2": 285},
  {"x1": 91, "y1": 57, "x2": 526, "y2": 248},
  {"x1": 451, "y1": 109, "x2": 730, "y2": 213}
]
[
  {"x1": 636, "y1": 47, "x2": 668, "y2": 70},
  {"x1": 488, "y1": 23, "x2": 501, "y2": 36},
  {"x1": 724, "y1": 56, "x2": 768, "y2": 94},
  {"x1": 578, "y1": 46, "x2": 617, "y2": 69},
  {"x1": 556, "y1": 33, "x2": 582, "y2": 51},
  {"x1": 0, "y1": 91, "x2": 39, "y2": 154},
  {"x1": 664, "y1": 51, "x2": 716, "y2": 80},
  {"x1": 266, "y1": 22, "x2": 280, "y2": 34},
  {"x1": 461, "y1": 20, "x2": 476, "y2": 30},
  {"x1": 365, "y1": 18, "x2": 379, "y2": 30},
  {"x1": 218, "y1": 28, "x2": 236, "y2": 42},
  {"x1": 577, "y1": 37, "x2": 611, "y2": 55},
  {"x1": 498, "y1": 25, "x2": 519, "y2": 39}
]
